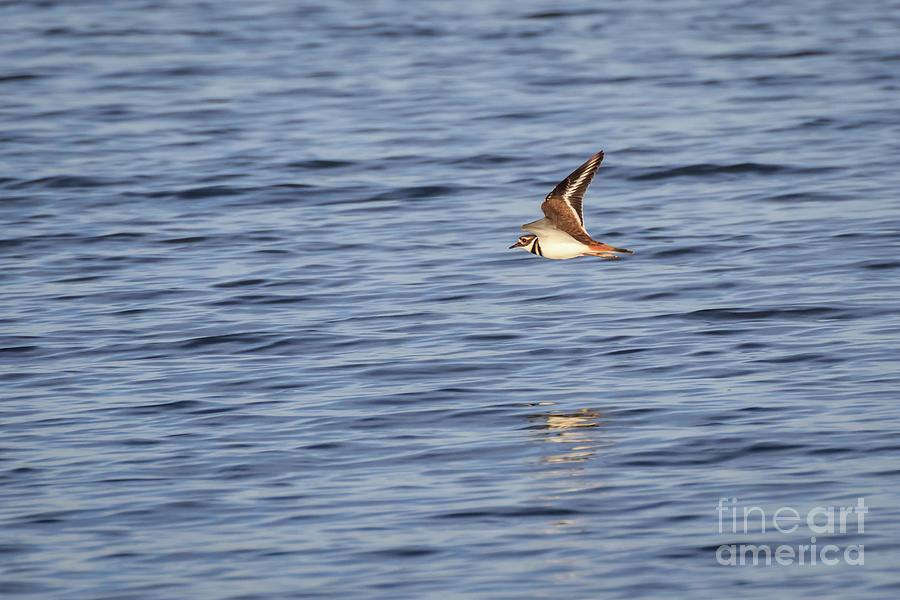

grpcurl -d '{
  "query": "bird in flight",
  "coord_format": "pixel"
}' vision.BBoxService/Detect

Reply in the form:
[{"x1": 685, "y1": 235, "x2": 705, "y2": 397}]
[{"x1": 509, "y1": 151, "x2": 633, "y2": 260}]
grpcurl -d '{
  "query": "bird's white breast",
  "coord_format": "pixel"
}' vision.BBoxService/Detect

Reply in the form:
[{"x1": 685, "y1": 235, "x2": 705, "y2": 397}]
[{"x1": 538, "y1": 236, "x2": 588, "y2": 259}]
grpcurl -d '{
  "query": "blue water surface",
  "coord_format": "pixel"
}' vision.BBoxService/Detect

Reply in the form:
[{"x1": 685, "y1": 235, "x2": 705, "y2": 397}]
[{"x1": 2, "y1": 1, "x2": 899, "y2": 598}]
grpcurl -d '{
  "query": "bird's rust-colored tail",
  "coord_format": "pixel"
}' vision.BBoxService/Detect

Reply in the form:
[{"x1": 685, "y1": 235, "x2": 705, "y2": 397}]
[{"x1": 589, "y1": 242, "x2": 633, "y2": 254}]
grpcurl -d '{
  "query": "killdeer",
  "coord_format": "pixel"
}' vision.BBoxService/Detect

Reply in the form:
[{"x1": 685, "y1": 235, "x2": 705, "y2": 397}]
[{"x1": 509, "y1": 151, "x2": 633, "y2": 260}]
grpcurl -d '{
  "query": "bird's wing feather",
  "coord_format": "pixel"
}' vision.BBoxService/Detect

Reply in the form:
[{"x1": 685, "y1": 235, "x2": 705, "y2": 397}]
[
  {"x1": 520, "y1": 217, "x2": 557, "y2": 235},
  {"x1": 540, "y1": 151, "x2": 604, "y2": 246}
]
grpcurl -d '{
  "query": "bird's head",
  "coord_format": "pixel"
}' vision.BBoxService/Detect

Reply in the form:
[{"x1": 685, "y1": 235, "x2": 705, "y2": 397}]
[{"x1": 509, "y1": 235, "x2": 537, "y2": 250}]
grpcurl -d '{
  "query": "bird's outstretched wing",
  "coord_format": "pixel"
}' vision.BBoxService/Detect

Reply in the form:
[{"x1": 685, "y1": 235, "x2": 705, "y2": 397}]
[{"x1": 540, "y1": 151, "x2": 604, "y2": 246}]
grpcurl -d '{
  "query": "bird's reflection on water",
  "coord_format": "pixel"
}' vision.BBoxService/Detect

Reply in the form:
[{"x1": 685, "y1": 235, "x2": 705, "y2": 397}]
[
  {"x1": 524, "y1": 404, "x2": 611, "y2": 464},
  {"x1": 522, "y1": 404, "x2": 612, "y2": 542}
]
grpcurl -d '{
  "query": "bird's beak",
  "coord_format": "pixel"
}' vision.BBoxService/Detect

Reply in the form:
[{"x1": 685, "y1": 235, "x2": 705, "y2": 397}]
[{"x1": 508, "y1": 242, "x2": 519, "y2": 249}]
